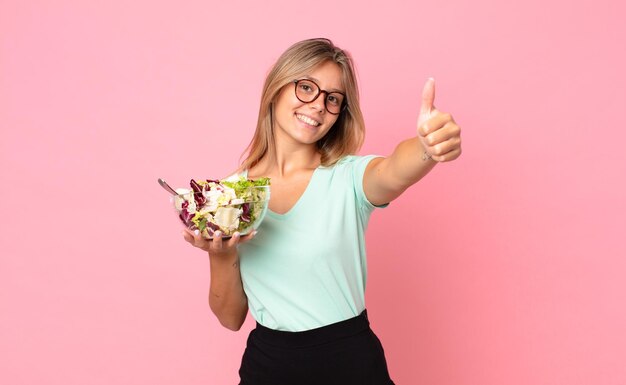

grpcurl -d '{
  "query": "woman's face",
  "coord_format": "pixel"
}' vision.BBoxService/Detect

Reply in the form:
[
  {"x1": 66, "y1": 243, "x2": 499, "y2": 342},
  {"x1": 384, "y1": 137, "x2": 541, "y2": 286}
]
[{"x1": 272, "y1": 60, "x2": 344, "y2": 147}]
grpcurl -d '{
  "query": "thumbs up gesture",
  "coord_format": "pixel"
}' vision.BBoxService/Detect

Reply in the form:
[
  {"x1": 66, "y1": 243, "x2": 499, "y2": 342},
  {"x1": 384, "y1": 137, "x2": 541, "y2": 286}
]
[{"x1": 417, "y1": 78, "x2": 462, "y2": 162}]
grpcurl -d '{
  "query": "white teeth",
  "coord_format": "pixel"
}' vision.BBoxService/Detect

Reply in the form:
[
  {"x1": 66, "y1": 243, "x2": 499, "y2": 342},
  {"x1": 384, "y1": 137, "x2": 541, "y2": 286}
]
[{"x1": 296, "y1": 114, "x2": 320, "y2": 126}]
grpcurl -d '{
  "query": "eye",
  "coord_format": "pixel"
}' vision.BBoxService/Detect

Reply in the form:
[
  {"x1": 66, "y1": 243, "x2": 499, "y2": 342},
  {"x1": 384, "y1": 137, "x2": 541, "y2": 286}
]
[
  {"x1": 298, "y1": 80, "x2": 316, "y2": 94},
  {"x1": 327, "y1": 93, "x2": 343, "y2": 106}
]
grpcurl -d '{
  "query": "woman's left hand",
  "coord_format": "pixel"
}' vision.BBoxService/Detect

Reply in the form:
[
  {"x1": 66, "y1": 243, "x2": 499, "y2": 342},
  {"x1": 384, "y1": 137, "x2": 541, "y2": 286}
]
[{"x1": 417, "y1": 78, "x2": 462, "y2": 163}]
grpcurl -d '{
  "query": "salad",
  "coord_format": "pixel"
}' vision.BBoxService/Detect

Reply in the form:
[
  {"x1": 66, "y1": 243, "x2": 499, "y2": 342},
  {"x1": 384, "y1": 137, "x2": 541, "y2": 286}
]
[{"x1": 173, "y1": 177, "x2": 270, "y2": 238}]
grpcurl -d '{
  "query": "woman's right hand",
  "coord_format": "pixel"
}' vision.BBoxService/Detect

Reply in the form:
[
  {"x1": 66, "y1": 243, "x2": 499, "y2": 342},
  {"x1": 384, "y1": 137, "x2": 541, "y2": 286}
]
[
  {"x1": 182, "y1": 228, "x2": 255, "y2": 331},
  {"x1": 182, "y1": 228, "x2": 257, "y2": 258}
]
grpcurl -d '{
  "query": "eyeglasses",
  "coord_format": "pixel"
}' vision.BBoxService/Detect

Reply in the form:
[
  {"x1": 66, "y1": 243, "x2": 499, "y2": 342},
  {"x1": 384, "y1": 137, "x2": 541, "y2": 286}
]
[{"x1": 293, "y1": 79, "x2": 347, "y2": 115}]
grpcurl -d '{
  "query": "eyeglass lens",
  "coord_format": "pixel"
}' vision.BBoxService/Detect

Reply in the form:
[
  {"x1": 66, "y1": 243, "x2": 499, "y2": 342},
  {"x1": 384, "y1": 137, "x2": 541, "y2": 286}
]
[{"x1": 295, "y1": 79, "x2": 345, "y2": 114}]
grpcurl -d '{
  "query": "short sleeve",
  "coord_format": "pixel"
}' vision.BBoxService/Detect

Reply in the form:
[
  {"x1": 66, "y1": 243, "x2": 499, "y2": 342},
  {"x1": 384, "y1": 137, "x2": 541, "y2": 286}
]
[{"x1": 345, "y1": 155, "x2": 390, "y2": 215}]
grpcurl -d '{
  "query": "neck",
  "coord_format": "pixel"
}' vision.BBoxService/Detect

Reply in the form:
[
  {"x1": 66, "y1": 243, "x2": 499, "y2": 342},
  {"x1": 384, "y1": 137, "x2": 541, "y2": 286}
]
[
  {"x1": 255, "y1": 140, "x2": 320, "y2": 178},
  {"x1": 273, "y1": 147, "x2": 320, "y2": 177}
]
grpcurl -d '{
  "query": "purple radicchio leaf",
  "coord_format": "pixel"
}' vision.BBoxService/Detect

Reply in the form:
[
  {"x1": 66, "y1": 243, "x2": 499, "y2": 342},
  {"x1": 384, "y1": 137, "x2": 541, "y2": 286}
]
[
  {"x1": 241, "y1": 203, "x2": 251, "y2": 223},
  {"x1": 189, "y1": 179, "x2": 206, "y2": 207},
  {"x1": 206, "y1": 221, "x2": 221, "y2": 232},
  {"x1": 179, "y1": 208, "x2": 195, "y2": 228}
]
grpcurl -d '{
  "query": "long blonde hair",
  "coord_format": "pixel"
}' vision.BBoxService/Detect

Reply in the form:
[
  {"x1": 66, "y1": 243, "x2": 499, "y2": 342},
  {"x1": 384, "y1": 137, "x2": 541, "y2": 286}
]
[{"x1": 240, "y1": 38, "x2": 365, "y2": 170}]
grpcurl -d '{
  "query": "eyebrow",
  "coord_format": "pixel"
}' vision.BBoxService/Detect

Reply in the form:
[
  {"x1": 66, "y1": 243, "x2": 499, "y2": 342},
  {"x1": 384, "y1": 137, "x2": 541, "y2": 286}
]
[{"x1": 304, "y1": 76, "x2": 345, "y2": 93}]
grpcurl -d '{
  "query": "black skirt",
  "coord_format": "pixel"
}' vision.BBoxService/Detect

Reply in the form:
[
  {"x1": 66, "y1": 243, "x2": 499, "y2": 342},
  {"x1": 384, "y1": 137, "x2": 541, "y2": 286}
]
[{"x1": 238, "y1": 310, "x2": 395, "y2": 385}]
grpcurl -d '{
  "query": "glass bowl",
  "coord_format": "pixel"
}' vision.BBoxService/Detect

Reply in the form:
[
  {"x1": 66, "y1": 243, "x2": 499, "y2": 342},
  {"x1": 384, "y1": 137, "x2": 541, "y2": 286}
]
[{"x1": 172, "y1": 184, "x2": 270, "y2": 240}]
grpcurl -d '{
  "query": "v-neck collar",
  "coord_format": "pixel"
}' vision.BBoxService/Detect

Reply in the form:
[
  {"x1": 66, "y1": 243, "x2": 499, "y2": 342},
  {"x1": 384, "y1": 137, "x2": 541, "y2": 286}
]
[{"x1": 243, "y1": 166, "x2": 322, "y2": 219}]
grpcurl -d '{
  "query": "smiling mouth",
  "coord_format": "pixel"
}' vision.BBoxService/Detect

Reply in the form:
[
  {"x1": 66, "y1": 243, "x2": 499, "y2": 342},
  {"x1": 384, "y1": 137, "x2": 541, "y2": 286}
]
[{"x1": 296, "y1": 113, "x2": 320, "y2": 127}]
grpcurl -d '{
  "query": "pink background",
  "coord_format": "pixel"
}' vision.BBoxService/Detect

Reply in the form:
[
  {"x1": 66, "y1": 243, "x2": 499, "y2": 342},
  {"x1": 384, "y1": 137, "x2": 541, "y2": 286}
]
[{"x1": 2, "y1": 0, "x2": 625, "y2": 384}]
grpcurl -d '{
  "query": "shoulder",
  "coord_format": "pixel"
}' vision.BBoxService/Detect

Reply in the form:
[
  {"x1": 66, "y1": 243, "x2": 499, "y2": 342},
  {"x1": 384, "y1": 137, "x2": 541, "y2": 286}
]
[
  {"x1": 330, "y1": 155, "x2": 385, "y2": 173},
  {"x1": 318, "y1": 155, "x2": 385, "y2": 187}
]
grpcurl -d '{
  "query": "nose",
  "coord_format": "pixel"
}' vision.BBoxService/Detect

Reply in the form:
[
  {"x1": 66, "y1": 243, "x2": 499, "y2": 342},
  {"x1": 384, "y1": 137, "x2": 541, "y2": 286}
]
[{"x1": 308, "y1": 91, "x2": 327, "y2": 113}]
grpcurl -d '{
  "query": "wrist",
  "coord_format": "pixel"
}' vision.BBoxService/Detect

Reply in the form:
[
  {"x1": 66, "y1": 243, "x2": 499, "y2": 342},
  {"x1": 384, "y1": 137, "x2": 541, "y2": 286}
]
[{"x1": 209, "y1": 250, "x2": 240, "y2": 268}]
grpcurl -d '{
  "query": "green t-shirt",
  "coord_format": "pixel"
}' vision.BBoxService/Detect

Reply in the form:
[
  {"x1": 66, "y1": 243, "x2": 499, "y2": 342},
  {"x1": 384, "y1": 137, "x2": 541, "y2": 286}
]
[{"x1": 238, "y1": 155, "x2": 387, "y2": 331}]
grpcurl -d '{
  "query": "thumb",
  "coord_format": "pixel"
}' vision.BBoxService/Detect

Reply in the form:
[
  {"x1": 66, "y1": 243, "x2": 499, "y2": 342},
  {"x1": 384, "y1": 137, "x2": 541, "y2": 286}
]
[{"x1": 420, "y1": 77, "x2": 436, "y2": 116}]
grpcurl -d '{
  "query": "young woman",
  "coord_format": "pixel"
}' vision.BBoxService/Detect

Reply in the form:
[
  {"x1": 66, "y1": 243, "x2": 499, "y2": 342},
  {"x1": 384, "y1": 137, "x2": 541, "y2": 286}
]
[{"x1": 182, "y1": 38, "x2": 462, "y2": 384}]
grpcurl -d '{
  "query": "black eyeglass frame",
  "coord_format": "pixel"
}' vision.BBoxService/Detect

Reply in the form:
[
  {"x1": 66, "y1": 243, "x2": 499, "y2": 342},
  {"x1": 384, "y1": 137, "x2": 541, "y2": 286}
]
[{"x1": 292, "y1": 79, "x2": 348, "y2": 115}]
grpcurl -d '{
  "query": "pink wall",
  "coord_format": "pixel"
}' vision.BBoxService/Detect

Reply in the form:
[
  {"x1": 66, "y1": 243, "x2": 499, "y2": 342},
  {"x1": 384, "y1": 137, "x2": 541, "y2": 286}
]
[{"x1": 2, "y1": 0, "x2": 625, "y2": 384}]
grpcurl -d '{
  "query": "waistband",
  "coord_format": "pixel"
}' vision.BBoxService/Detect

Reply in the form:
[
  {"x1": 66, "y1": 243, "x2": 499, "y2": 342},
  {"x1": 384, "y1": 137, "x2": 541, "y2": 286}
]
[{"x1": 253, "y1": 310, "x2": 371, "y2": 348}]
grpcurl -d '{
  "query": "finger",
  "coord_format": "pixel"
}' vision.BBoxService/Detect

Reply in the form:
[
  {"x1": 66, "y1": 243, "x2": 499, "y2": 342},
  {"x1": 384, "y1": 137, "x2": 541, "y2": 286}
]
[
  {"x1": 182, "y1": 229, "x2": 194, "y2": 244},
  {"x1": 420, "y1": 77, "x2": 436, "y2": 117},
  {"x1": 240, "y1": 230, "x2": 257, "y2": 243},
  {"x1": 182, "y1": 228, "x2": 202, "y2": 243},
  {"x1": 428, "y1": 136, "x2": 462, "y2": 158},
  {"x1": 212, "y1": 230, "x2": 223, "y2": 249},
  {"x1": 424, "y1": 120, "x2": 460, "y2": 146},
  {"x1": 194, "y1": 229, "x2": 212, "y2": 248},
  {"x1": 423, "y1": 111, "x2": 456, "y2": 137},
  {"x1": 431, "y1": 147, "x2": 462, "y2": 162},
  {"x1": 226, "y1": 232, "x2": 241, "y2": 248}
]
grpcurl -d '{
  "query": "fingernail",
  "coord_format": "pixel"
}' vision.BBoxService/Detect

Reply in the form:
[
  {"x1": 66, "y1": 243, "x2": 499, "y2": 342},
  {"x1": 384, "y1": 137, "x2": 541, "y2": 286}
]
[
  {"x1": 233, "y1": 232, "x2": 240, "y2": 238},
  {"x1": 215, "y1": 231, "x2": 222, "y2": 237},
  {"x1": 194, "y1": 230, "x2": 200, "y2": 236}
]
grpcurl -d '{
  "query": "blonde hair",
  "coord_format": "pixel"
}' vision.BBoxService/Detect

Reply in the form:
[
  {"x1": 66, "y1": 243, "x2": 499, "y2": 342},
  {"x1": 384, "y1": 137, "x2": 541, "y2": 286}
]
[{"x1": 240, "y1": 38, "x2": 365, "y2": 170}]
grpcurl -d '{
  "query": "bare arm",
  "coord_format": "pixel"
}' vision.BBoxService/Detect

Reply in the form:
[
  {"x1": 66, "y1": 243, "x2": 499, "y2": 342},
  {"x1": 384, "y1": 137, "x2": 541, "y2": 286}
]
[
  {"x1": 364, "y1": 78, "x2": 462, "y2": 206},
  {"x1": 183, "y1": 230, "x2": 254, "y2": 331}
]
